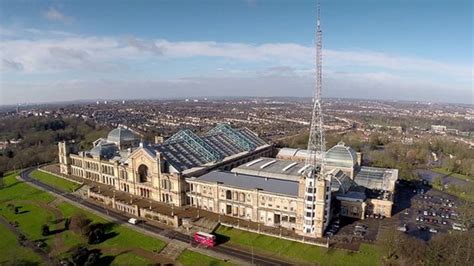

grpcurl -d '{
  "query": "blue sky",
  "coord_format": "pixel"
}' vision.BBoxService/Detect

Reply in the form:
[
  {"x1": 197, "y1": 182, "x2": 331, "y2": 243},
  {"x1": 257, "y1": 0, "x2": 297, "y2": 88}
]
[{"x1": 0, "y1": 0, "x2": 472, "y2": 105}]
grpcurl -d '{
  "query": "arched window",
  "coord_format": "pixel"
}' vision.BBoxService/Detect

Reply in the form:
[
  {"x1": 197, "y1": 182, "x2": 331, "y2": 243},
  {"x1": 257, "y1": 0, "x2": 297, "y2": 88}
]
[
  {"x1": 138, "y1": 164, "x2": 149, "y2": 183},
  {"x1": 226, "y1": 190, "x2": 232, "y2": 200}
]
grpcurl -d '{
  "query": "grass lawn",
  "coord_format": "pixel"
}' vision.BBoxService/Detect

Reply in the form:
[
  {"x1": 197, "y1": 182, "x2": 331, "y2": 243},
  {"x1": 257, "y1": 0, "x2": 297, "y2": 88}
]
[
  {"x1": 0, "y1": 202, "x2": 54, "y2": 240},
  {"x1": 57, "y1": 202, "x2": 167, "y2": 253},
  {"x1": 30, "y1": 170, "x2": 81, "y2": 192},
  {"x1": 177, "y1": 249, "x2": 234, "y2": 266},
  {"x1": 0, "y1": 222, "x2": 45, "y2": 265},
  {"x1": 431, "y1": 168, "x2": 474, "y2": 182},
  {"x1": 1, "y1": 172, "x2": 166, "y2": 263},
  {"x1": 215, "y1": 226, "x2": 382, "y2": 266},
  {"x1": 0, "y1": 172, "x2": 54, "y2": 203},
  {"x1": 431, "y1": 168, "x2": 474, "y2": 202},
  {"x1": 110, "y1": 252, "x2": 152, "y2": 265}
]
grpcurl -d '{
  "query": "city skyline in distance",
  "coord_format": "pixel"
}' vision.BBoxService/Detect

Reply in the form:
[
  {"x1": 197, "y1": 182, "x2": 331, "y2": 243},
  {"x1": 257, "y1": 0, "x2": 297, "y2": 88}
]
[{"x1": 1, "y1": 0, "x2": 472, "y2": 105}]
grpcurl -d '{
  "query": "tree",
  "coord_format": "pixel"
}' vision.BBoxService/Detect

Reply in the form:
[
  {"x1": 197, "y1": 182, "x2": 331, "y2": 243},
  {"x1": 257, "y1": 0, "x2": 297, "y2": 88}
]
[
  {"x1": 70, "y1": 245, "x2": 90, "y2": 266},
  {"x1": 379, "y1": 229, "x2": 400, "y2": 260},
  {"x1": 41, "y1": 224, "x2": 50, "y2": 236},
  {"x1": 84, "y1": 251, "x2": 101, "y2": 266},
  {"x1": 69, "y1": 214, "x2": 91, "y2": 236},
  {"x1": 88, "y1": 227, "x2": 104, "y2": 244},
  {"x1": 64, "y1": 218, "x2": 70, "y2": 230}
]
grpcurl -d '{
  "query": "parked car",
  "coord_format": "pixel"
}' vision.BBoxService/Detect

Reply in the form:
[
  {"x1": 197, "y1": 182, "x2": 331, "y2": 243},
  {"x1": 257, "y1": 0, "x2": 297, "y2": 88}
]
[
  {"x1": 397, "y1": 225, "x2": 407, "y2": 232},
  {"x1": 128, "y1": 218, "x2": 139, "y2": 225}
]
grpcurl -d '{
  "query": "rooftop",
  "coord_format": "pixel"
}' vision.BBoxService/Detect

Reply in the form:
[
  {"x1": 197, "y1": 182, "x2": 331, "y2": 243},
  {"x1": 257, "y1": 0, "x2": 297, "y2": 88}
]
[
  {"x1": 188, "y1": 171, "x2": 299, "y2": 197},
  {"x1": 156, "y1": 124, "x2": 268, "y2": 173},
  {"x1": 354, "y1": 166, "x2": 398, "y2": 191},
  {"x1": 231, "y1": 157, "x2": 307, "y2": 182},
  {"x1": 107, "y1": 126, "x2": 138, "y2": 144}
]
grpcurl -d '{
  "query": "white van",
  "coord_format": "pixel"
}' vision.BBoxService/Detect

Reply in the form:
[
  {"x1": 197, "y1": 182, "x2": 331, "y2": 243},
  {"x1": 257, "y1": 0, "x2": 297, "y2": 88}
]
[{"x1": 128, "y1": 218, "x2": 138, "y2": 225}]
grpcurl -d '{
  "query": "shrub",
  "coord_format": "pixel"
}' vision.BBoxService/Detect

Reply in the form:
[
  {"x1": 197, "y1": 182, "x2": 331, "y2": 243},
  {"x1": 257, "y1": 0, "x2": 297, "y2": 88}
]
[{"x1": 41, "y1": 224, "x2": 50, "y2": 236}]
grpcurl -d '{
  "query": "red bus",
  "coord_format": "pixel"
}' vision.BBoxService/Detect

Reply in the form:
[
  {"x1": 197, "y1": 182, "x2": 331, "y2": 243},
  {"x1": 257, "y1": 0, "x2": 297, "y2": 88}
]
[{"x1": 194, "y1": 231, "x2": 216, "y2": 247}]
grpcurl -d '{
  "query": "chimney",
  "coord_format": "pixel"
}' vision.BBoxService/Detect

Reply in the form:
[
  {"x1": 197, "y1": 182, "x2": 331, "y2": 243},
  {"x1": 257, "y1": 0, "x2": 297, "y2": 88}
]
[{"x1": 155, "y1": 136, "x2": 164, "y2": 144}]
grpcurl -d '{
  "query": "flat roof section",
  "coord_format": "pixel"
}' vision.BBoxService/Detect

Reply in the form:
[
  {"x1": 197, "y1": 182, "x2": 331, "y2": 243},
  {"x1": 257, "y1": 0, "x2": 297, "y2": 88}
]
[
  {"x1": 189, "y1": 171, "x2": 299, "y2": 197},
  {"x1": 231, "y1": 157, "x2": 306, "y2": 182}
]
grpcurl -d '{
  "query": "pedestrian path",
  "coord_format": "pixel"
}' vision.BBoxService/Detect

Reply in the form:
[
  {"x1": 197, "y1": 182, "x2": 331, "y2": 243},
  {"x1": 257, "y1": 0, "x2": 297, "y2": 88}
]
[{"x1": 159, "y1": 239, "x2": 188, "y2": 260}]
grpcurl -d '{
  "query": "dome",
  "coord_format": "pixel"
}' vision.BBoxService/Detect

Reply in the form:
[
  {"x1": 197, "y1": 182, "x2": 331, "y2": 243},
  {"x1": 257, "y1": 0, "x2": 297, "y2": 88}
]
[
  {"x1": 90, "y1": 142, "x2": 119, "y2": 159},
  {"x1": 107, "y1": 127, "x2": 138, "y2": 144},
  {"x1": 325, "y1": 141, "x2": 357, "y2": 168}
]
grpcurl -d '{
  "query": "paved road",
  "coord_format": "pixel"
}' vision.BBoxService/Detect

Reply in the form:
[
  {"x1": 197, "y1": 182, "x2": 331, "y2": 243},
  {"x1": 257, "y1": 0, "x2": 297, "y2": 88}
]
[{"x1": 21, "y1": 168, "x2": 291, "y2": 266}]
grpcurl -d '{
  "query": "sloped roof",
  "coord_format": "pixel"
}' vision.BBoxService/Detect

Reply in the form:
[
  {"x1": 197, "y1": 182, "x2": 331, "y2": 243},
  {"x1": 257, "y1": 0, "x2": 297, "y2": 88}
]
[
  {"x1": 107, "y1": 127, "x2": 138, "y2": 144},
  {"x1": 156, "y1": 125, "x2": 268, "y2": 172},
  {"x1": 325, "y1": 141, "x2": 357, "y2": 168}
]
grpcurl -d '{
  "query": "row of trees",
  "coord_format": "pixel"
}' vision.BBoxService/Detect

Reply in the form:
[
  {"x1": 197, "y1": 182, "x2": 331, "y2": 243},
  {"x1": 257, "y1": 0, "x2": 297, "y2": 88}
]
[
  {"x1": 381, "y1": 200, "x2": 473, "y2": 265},
  {"x1": 381, "y1": 229, "x2": 473, "y2": 265},
  {"x1": 0, "y1": 116, "x2": 109, "y2": 173}
]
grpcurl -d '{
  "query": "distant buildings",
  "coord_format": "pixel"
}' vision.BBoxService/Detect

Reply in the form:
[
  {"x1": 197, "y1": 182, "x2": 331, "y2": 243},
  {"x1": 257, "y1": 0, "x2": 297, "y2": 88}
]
[{"x1": 431, "y1": 125, "x2": 447, "y2": 134}]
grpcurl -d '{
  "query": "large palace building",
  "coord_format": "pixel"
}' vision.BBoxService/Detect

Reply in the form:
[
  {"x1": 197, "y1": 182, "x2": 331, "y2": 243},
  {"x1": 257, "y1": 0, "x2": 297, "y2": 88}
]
[
  {"x1": 58, "y1": 124, "x2": 273, "y2": 207},
  {"x1": 58, "y1": 125, "x2": 398, "y2": 238},
  {"x1": 187, "y1": 142, "x2": 397, "y2": 237}
]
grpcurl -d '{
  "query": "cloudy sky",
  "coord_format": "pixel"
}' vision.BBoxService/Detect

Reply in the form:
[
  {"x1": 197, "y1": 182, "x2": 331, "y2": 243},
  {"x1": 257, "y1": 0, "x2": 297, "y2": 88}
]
[{"x1": 0, "y1": 0, "x2": 472, "y2": 105}]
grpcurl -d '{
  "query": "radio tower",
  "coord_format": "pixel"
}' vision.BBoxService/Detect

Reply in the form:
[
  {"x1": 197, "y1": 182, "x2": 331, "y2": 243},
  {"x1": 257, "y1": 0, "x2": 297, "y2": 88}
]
[{"x1": 303, "y1": 1, "x2": 330, "y2": 237}]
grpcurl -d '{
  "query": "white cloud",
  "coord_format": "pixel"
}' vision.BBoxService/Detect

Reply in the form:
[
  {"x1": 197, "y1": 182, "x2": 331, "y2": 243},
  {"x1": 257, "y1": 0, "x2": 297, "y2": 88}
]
[
  {"x1": 43, "y1": 7, "x2": 74, "y2": 22},
  {"x1": 0, "y1": 34, "x2": 471, "y2": 80},
  {"x1": 0, "y1": 31, "x2": 472, "y2": 104}
]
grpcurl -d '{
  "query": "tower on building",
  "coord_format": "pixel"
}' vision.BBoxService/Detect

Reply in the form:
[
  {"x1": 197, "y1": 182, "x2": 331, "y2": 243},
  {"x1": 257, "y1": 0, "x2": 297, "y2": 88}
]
[{"x1": 303, "y1": 1, "x2": 331, "y2": 238}]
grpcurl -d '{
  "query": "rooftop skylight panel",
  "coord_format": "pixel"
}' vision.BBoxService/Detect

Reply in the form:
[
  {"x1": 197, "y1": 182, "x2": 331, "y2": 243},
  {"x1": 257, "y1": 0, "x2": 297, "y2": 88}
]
[
  {"x1": 282, "y1": 162, "x2": 298, "y2": 172},
  {"x1": 260, "y1": 160, "x2": 277, "y2": 169},
  {"x1": 246, "y1": 158, "x2": 263, "y2": 167},
  {"x1": 298, "y1": 164, "x2": 311, "y2": 174}
]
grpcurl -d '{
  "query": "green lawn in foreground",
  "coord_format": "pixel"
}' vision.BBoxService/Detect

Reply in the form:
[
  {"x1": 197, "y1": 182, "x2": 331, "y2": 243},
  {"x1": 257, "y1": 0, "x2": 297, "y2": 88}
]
[
  {"x1": 215, "y1": 226, "x2": 382, "y2": 266},
  {"x1": 30, "y1": 170, "x2": 81, "y2": 192},
  {"x1": 0, "y1": 172, "x2": 54, "y2": 203},
  {"x1": 177, "y1": 249, "x2": 234, "y2": 266},
  {"x1": 0, "y1": 221, "x2": 45, "y2": 265},
  {"x1": 432, "y1": 168, "x2": 474, "y2": 182},
  {"x1": 57, "y1": 202, "x2": 167, "y2": 253},
  {"x1": 1, "y1": 172, "x2": 166, "y2": 263},
  {"x1": 110, "y1": 252, "x2": 152, "y2": 265}
]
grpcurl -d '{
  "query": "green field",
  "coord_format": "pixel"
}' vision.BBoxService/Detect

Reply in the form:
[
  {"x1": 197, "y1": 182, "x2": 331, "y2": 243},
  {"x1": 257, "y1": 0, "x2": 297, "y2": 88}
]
[
  {"x1": 30, "y1": 170, "x2": 81, "y2": 192},
  {"x1": 431, "y1": 168, "x2": 474, "y2": 202},
  {"x1": 215, "y1": 226, "x2": 383, "y2": 266},
  {"x1": 0, "y1": 221, "x2": 45, "y2": 265},
  {"x1": 432, "y1": 168, "x2": 474, "y2": 182},
  {"x1": 177, "y1": 249, "x2": 234, "y2": 266},
  {"x1": 57, "y1": 202, "x2": 167, "y2": 252},
  {"x1": 0, "y1": 171, "x2": 166, "y2": 264}
]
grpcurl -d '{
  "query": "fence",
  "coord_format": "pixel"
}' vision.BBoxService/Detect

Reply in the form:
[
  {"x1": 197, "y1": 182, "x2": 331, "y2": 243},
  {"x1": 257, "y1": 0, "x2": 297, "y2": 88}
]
[{"x1": 220, "y1": 222, "x2": 329, "y2": 248}]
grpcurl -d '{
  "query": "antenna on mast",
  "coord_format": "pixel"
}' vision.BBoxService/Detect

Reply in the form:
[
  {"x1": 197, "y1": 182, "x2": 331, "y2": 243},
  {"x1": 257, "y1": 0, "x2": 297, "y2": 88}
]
[{"x1": 302, "y1": 0, "x2": 328, "y2": 237}]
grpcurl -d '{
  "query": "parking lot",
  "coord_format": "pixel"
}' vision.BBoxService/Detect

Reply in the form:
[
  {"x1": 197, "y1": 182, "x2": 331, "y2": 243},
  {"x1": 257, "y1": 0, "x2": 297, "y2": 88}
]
[
  {"x1": 398, "y1": 183, "x2": 463, "y2": 240},
  {"x1": 326, "y1": 181, "x2": 466, "y2": 243},
  {"x1": 326, "y1": 215, "x2": 382, "y2": 243}
]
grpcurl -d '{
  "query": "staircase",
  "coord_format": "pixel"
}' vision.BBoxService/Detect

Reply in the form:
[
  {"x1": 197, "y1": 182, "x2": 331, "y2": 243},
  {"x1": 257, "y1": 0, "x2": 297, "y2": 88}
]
[{"x1": 192, "y1": 217, "x2": 220, "y2": 233}]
